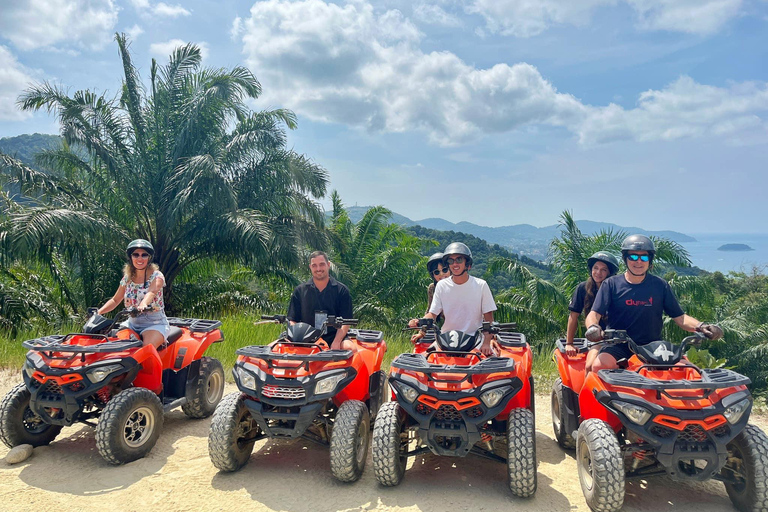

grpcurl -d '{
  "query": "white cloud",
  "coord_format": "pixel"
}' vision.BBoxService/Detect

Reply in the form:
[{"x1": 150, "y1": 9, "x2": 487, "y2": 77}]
[
  {"x1": 129, "y1": 0, "x2": 190, "y2": 18},
  {"x1": 467, "y1": 0, "x2": 743, "y2": 37},
  {"x1": 578, "y1": 77, "x2": 768, "y2": 145},
  {"x1": 0, "y1": 0, "x2": 118, "y2": 51},
  {"x1": 626, "y1": 0, "x2": 743, "y2": 35},
  {"x1": 413, "y1": 3, "x2": 463, "y2": 27},
  {"x1": 126, "y1": 24, "x2": 145, "y2": 40},
  {"x1": 150, "y1": 39, "x2": 209, "y2": 62},
  {"x1": 466, "y1": 0, "x2": 613, "y2": 38},
  {"x1": 236, "y1": 0, "x2": 767, "y2": 147},
  {"x1": 0, "y1": 46, "x2": 35, "y2": 120}
]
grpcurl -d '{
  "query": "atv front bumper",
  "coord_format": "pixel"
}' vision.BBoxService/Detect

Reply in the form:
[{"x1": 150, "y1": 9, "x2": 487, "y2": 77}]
[
  {"x1": 22, "y1": 353, "x2": 139, "y2": 426},
  {"x1": 389, "y1": 372, "x2": 523, "y2": 457},
  {"x1": 596, "y1": 388, "x2": 752, "y2": 481},
  {"x1": 233, "y1": 361, "x2": 357, "y2": 439}
]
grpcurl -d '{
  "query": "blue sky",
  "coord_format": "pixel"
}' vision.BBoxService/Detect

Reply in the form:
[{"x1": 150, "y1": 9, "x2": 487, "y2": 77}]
[{"x1": 0, "y1": 0, "x2": 766, "y2": 234}]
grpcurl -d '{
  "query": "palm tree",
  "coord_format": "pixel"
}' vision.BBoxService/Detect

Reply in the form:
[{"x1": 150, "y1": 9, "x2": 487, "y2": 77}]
[
  {"x1": 2, "y1": 34, "x2": 328, "y2": 312},
  {"x1": 326, "y1": 191, "x2": 427, "y2": 324}
]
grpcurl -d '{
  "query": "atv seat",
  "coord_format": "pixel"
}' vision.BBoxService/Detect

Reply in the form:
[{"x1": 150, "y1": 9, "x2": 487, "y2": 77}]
[{"x1": 166, "y1": 326, "x2": 183, "y2": 344}]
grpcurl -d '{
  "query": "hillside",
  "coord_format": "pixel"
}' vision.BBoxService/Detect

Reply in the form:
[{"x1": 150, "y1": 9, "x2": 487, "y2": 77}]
[
  {"x1": 343, "y1": 206, "x2": 696, "y2": 260},
  {"x1": 0, "y1": 133, "x2": 61, "y2": 166}
]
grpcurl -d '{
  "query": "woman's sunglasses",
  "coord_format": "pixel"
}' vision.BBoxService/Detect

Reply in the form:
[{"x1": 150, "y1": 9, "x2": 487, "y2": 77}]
[
  {"x1": 131, "y1": 252, "x2": 150, "y2": 259},
  {"x1": 627, "y1": 254, "x2": 650, "y2": 262},
  {"x1": 432, "y1": 267, "x2": 450, "y2": 276},
  {"x1": 445, "y1": 256, "x2": 465, "y2": 265}
]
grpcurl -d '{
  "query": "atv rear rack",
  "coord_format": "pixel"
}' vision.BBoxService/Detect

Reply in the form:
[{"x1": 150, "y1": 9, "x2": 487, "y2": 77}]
[
  {"x1": 22, "y1": 334, "x2": 143, "y2": 360},
  {"x1": 392, "y1": 353, "x2": 515, "y2": 377},
  {"x1": 496, "y1": 331, "x2": 528, "y2": 347},
  {"x1": 348, "y1": 328, "x2": 384, "y2": 343},
  {"x1": 555, "y1": 338, "x2": 589, "y2": 354},
  {"x1": 167, "y1": 317, "x2": 222, "y2": 332},
  {"x1": 600, "y1": 367, "x2": 750, "y2": 391},
  {"x1": 237, "y1": 345, "x2": 353, "y2": 366}
]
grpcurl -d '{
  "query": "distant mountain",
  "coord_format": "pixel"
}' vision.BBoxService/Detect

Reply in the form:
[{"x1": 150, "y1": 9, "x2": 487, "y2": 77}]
[
  {"x1": 342, "y1": 206, "x2": 696, "y2": 260},
  {"x1": 0, "y1": 133, "x2": 61, "y2": 166}
]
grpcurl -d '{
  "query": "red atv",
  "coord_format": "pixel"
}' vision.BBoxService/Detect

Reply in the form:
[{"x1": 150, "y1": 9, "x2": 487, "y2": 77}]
[
  {"x1": 552, "y1": 329, "x2": 768, "y2": 512},
  {"x1": 0, "y1": 308, "x2": 225, "y2": 464},
  {"x1": 207, "y1": 314, "x2": 387, "y2": 482},
  {"x1": 372, "y1": 319, "x2": 537, "y2": 497}
]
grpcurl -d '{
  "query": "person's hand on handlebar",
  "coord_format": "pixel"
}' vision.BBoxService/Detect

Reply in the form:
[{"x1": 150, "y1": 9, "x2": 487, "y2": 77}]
[
  {"x1": 585, "y1": 324, "x2": 604, "y2": 343},
  {"x1": 408, "y1": 318, "x2": 420, "y2": 328},
  {"x1": 697, "y1": 323, "x2": 723, "y2": 340}
]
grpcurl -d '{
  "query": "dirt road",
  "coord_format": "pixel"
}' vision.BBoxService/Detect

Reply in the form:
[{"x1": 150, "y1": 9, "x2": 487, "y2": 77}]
[{"x1": 0, "y1": 372, "x2": 763, "y2": 512}]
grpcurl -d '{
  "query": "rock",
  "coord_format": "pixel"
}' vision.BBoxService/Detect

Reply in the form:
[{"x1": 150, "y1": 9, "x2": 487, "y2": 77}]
[{"x1": 5, "y1": 444, "x2": 33, "y2": 464}]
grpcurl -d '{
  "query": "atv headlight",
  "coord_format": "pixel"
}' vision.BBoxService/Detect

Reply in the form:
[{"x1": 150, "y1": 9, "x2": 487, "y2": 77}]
[
  {"x1": 236, "y1": 366, "x2": 257, "y2": 390},
  {"x1": 480, "y1": 386, "x2": 511, "y2": 408},
  {"x1": 86, "y1": 364, "x2": 123, "y2": 384},
  {"x1": 724, "y1": 398, "x2": 751, "y2": 425},
  {"x1": 315, "y1": 373, "x2": 347, "y2": 395},
  {"x1": 393, "y1": 381, "x2": 420, "y2": 403},
  {"x1": 612, "y1": 400, "x2": 652, "y2": 425},
  {"x1": 23, "y1": 361, "x2": 35, "y2": 378}
]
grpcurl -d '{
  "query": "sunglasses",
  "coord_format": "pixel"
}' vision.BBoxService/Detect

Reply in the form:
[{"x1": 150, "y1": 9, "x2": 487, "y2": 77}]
[
  {"x1": 445, "y1": 256, "x2": 465, "y2": 265},
  {"x1": 432, "y1": 267, "x2": 450, "y2": 276},
  {"x1": 131, "y1": 252, "x2": 150, "y2": 259},
  {"x1": 627, "y1": 254, "x2": 650, "y2": 262}
]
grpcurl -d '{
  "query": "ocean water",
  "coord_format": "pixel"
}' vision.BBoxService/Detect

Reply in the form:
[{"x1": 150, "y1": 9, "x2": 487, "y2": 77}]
[{"x1": 682, "y1": 233, "x2": 768, "y2": 274}]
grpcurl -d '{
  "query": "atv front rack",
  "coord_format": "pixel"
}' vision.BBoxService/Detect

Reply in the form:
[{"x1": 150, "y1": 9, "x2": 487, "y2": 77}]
[
  {"x1": 600, "y1": 367, "x2": 751, "y2": 392},
  {"x1": 237, "y1": 345, "x2": 353, "y2": 366},
  {"x1": 23, "y1": 334, "x2": 143, "y2": 360},
  {"x1": 167, "y1": 317, "x2": 222, "y2": 332},
  {"x1": 392, "y1": 353, "x2": 515, "y2": 379}
]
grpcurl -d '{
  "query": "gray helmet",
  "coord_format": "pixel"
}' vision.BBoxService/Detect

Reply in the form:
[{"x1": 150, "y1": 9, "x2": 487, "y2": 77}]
[
  {"x1": 443, "y1": 242, "x2": 472, "y2": 267},
  {"x1": 588, "y1": 251, "x2": 620, "y2": 275},
  {"x1": 621, "y1": 234, "x2": 655, "y2": 261},
  {"x1": 427, "y1": 252, "x2": 444, "y2": 273},
  {"x1": 126, "y1": 239, "x2": 154, "y2": 258}
]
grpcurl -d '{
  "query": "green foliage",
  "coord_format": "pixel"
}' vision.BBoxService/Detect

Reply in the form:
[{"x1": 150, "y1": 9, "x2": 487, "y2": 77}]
[{"x1": 685, "y1": 346, "x2": 730, "y2": 369}]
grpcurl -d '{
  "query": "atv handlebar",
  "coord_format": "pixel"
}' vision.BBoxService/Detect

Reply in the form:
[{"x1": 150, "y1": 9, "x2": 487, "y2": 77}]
[{"x1": 256, "y1": 314, "x2": 358, "y2": 329}]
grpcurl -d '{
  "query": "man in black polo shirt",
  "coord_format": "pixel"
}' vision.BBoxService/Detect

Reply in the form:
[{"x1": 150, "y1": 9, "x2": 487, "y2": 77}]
[
  {"x1": 287, "y1": 250, "x2": 354, "y2": 350},
  {"x1": 585, "y1": 235, "x2": 723, "y2": 371}
]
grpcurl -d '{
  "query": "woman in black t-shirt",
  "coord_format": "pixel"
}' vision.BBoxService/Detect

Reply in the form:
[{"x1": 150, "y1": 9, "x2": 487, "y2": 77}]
[
  {"x1": 565, "y1": 252, "x2": 620, "y2": 369},
  {"x1": 411, "y1": 252, "x2": 449, "y2": 344}
]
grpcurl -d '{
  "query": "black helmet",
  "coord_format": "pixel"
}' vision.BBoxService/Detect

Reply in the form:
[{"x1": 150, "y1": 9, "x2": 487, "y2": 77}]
[
  {"x1": 587, "y1": 251, "x2": 620, "y2": 275},
  {"x1": 621, "y1": 234, "x2": 655, "y2": 261},
  {"x1": 126, "y1": 239, "x2": 154, "y2": 258},
  {"x1": 443, "y1": 242, "x2": 472, "y2": 267},
  {"x1": 427, "y1": 252, "x2": 444, "y2": 273}
]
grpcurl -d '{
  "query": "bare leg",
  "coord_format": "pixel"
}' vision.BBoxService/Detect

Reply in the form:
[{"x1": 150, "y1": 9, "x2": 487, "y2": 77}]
[
  {"x1": 591, "y1": 352, "x2": 619, "y2": 372},
  {"x1": 584, "y1": 348, "x2": 599, "y2": 374},
  {"x1": 141, "y1": 329, "x2": 165, "y2": 349}
]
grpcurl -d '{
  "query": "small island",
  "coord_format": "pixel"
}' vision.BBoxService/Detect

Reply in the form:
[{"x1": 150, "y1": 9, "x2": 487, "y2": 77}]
[{"x1": 717, "y1": 243, "x2": 755, "y2": 252}]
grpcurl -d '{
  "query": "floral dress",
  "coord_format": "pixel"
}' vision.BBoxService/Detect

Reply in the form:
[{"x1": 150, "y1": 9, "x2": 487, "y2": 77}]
[{"x1": 121, "y1": 270, "x2": 166, "y2": 311}]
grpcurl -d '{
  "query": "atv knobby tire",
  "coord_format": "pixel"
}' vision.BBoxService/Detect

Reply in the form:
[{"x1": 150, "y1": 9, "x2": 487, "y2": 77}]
[
  {"x1": 368, "y1": 370, "x2": 387, "y2": 424},
  {"x1": 552, "y1": 378, "x2": 576, "y2": 450},
  {"x1": 330, "y1": 400, "x2": 370, "y2": 482},
  {"x1": 507, "y1": 407, "x2": 537, "y2": 498},
  {"x1": 577, "y1": 419, "x2": 625, "y2": 512},
  {"x1": 96, "y1": 387, "x2": 163, "y2": 465},
  {"x1": 372, "y1": 401, "x2": 407, "y2": 486},
  {"x1": 0, "y1": 383, "x2": 62, "y2": 448},
  {"x1": 724, "y1": 423, "x2": 768, "y2": 512},
  {"x1": 182, "y1": 357, "x2": 224, "y2": 419},
  {"x1": 208, "y1": 392, "x2": 260, "y2": 472}
]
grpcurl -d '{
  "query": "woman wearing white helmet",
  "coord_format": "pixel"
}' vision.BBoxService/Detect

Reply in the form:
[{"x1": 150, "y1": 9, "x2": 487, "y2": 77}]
[{"x1": 97, "y1": 239, "x2": 170, "y2": 349}]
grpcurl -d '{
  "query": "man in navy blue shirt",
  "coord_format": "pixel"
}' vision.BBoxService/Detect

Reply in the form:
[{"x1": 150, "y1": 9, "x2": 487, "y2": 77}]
[{"x1": 585, "y1": 235, "x2": 723, "y2": 371}]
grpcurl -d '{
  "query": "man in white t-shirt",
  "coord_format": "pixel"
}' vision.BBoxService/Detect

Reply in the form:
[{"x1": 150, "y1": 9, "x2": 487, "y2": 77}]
[{"x1": 409, "y1": 242, "x2": 497, "y2": 356}]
